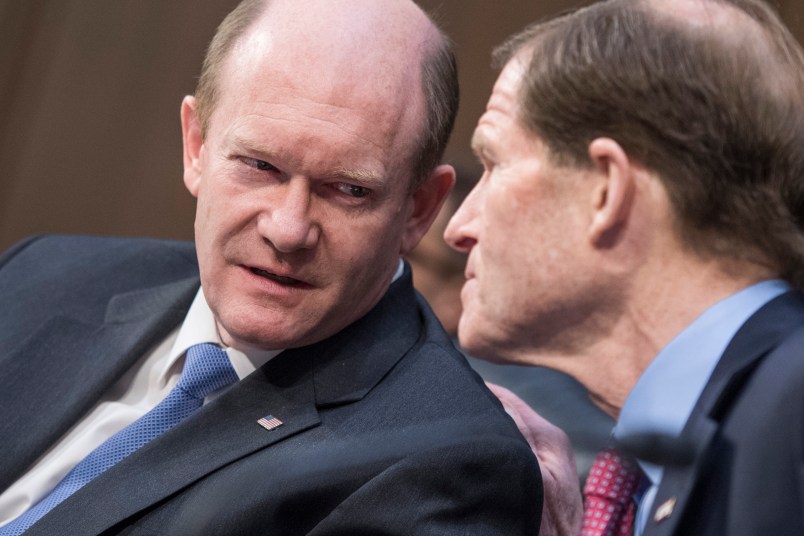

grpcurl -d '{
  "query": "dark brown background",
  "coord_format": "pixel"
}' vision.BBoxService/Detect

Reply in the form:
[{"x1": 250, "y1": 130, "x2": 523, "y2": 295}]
[{"x1": 1, "y1": 0, "x2": 802, "y2": 250}]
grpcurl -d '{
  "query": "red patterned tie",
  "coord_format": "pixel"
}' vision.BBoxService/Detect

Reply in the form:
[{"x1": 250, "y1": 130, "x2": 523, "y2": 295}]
[{"x1": 581, "y1": 448, "x2": 642, "y2": 536}]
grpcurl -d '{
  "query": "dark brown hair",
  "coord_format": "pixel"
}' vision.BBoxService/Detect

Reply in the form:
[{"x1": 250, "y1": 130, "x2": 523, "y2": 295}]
[{"x1": 496, "y1": 0, "x2": 804, "y2": 287}]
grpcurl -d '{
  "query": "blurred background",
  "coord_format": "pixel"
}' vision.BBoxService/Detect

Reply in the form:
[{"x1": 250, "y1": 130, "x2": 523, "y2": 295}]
[
  {"x1": 2, "y1": 0, "x2": 800, "y2": 250},
  {"x1": 1, "y1": 0, "x2": 802, "y2": 478}
]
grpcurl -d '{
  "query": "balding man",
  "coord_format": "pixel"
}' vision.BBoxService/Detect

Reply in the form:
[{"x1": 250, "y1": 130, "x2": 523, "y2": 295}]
[
  {"x1": 0, "y1": 1, "x2": 540, "y2": 534},
  {"x1": 446, "y1": 0, "x2": 804, "y2": 535}
]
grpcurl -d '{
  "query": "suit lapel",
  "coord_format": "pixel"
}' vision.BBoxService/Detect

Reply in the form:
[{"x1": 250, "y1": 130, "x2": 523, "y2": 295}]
[
  {"x1": 30, "y1": 268, "x2": 423, "y2": 535},
  {"x1": 644, "y1": 291, "x2": 804, "y2": 535},
  {"x1": 31, "y1": 350, "x2": 321, "y2": 536},
  {"x1": 0, "y1": 277, "x2": 198, "y2": 493}
]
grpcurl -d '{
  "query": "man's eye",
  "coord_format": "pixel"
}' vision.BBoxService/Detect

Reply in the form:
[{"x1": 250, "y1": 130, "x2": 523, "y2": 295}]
[
  {"x1": 242, "y1": 157, "x2": 277, "y2": 172},
  {"x1": 334, "y1": 183, "x2": 371, "y2": 198}
]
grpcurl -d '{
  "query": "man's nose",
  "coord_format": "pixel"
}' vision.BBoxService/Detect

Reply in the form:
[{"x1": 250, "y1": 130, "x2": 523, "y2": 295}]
[
  {"x1": 444, "y1": 184, "x2": 481, "y2": 253},
  {"x1": 257, "y1": 177, "x2": 320, "y2": 253}
]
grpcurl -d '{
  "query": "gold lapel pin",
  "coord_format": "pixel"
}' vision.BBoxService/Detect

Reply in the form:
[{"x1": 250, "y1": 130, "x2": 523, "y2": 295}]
[
  {"x1": 257, "y1": 415, "x2": 284, "y2": 431},
  {"x1": 654, "y1": 496, "x2": 677, "y2": 523}
]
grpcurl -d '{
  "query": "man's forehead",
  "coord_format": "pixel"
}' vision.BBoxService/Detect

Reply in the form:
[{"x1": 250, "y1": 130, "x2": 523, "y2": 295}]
[
  {"x1": 229, "y1": 0, "x2": 433, "y2": 75},
  {"x1": 473, "y1": 56, "x2": 529, "y2": 149},
  {"x1": 214, "y1": 0, "x2": 430, "y2": 164},
  {"x1": 484, "y1": 56, "x2": 528, "y2": 119}
]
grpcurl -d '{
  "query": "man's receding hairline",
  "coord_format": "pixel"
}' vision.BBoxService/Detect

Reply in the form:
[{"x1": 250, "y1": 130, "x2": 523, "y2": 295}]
[
  {"x1": 195, "y1": 0, "x2": 271, "y2": 136},
  {"x1": 494, "y1": 0, "x2": 783, "y2": 136},
  {"x1": 644, "y1": 0, "x2": 769, "y2": 53},
  {"x1": 642, "y1": 0, "x2": 800, "y2": 110},
  {"x1": 495, "y1": 0, "x2": 767, "y2": 66},
  {"x1": 646, "y1": 0, "x2": 749, "y2": 28}
]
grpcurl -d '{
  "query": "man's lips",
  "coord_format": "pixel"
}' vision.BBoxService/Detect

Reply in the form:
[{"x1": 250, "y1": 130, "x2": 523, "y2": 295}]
[{"x1": 244, "y1": 265, "x2": 313, "y2": 288}]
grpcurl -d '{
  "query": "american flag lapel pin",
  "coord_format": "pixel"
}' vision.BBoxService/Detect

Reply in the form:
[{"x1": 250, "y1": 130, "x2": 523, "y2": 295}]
[
  {"x1": 257, "y1": 414, "x2": 284, "y2": 431},
  {"x1": 654, "y1": 496, "x2": 677, "y2": 523}
]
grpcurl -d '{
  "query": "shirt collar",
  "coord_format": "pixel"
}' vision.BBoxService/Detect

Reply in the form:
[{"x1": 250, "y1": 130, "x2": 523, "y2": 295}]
[
  {"x1": 614, "y1": 279, "x2": 791, "y2": 484},
  {"x1": 161, "y1": 288, "x2": 282, "y2": 384}
]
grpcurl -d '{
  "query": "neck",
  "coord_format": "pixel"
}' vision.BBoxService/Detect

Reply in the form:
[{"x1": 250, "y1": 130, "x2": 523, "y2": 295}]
[{"x1": 513, "y1": 257, "x2": 775, "y2": 420}]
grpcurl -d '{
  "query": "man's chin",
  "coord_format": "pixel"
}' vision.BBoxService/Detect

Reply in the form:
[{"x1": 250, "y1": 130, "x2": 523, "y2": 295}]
[
  {"x1": 456, "y1": 319, "x2": 516, "y2": 364},
  {"x1": 217, "y1": 317, "x2": 305, "y2": 352},
  {"x1": 457, "y1": 327, "x2": 492, "y2": 360}
]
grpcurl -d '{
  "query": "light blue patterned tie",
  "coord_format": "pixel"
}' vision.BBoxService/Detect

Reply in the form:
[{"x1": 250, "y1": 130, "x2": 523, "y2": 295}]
[{"x1": 1, "y1": 343, "x2": 237, "y2": 535}]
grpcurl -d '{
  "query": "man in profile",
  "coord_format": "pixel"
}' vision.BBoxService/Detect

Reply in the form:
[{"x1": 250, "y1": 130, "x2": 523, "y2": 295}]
[
  {"x1": 0, "y1": 0, "x2": 541, "y2": 533},
  {"x1": 446, "y1": 0, "x2": 804, "y2": 534}
]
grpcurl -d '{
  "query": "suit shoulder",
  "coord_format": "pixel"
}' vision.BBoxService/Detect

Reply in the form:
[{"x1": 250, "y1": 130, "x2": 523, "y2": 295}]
[
  {"x1": 378, "y1": 336, "x2": 525, "y2": 444},
  {"x1": 0, "y1": 235, "x2": 45, "y2": 269},
  {"x1": 4, "y1": 233, "x2": 194, "y2": 258},
  {"x1": 743, "y1": 325, "x2": 804, "y2": 409},
  {"x1": 0, "y1": 235, "x2": 198, "y2": 327},
  {"x1": 0, "y1": 234, "x2": 197, "y2": 278},
  {"x1": 304, "y1": 424, "x2": 542, "y2": 535}
]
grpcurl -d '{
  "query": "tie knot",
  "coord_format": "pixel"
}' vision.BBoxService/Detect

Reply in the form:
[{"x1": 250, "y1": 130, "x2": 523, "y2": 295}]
[
  {"x1": 582, "y1": 448, "x2": 643, "y2": 536},
  {"x1": 584, "y1": 448, "x2": 642, "y2": 504},
  {"x1": 178, "y1": 343, "x2": 238, "y2": 399}
]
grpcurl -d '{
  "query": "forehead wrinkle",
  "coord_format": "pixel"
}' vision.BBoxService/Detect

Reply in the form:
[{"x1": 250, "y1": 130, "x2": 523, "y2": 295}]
[
  {"x1": 297, "y1": 110, "x2": 389, "y2": 153},
  {"x1": 244, "y1": 96, "x2": 395, "y2": 154}
]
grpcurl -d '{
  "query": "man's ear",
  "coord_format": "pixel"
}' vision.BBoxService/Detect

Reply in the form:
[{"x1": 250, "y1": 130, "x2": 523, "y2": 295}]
[
  {"x1": 400, "y1": 164, "x2": 456, "y2": 254},
  {"x1": 587, "y1": 138, "x2": 635, "y2": 246},
  {"x1": 181, "y1": 95, "x2": 204, "y2": 198}
]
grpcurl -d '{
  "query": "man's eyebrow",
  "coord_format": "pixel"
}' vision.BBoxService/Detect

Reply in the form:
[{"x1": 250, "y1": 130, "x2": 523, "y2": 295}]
[
  {"x1": 330, "y1": 167, "x2": 385, "y2": 186},
  {"x1": 231, "y1": 135, "x2": 278, "y2": 161}
]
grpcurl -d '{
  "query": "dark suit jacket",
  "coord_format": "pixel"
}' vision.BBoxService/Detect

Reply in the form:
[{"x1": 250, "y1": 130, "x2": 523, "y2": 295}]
[
  {"x1": 0, "y1": 236, "x2": 541, "y2": 535},
  {"x1": 641, "y1": 291, "x2": 804, "y2": 536}
]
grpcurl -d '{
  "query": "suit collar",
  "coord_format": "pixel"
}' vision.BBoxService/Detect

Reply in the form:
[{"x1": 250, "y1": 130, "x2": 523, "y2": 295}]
[
  {"x1": 644, "y1": 291, "x2": 804, "y2": 536},
  {"x1": 693, "y1": 291, "x2": 804, "y2": 421},
  {"x1": 103, "y1": 277, "x2": 199, "y2": 324}
]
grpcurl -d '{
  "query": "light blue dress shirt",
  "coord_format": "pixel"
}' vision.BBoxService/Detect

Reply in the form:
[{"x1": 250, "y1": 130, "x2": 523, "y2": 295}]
[{"x1": 613, "y1": 279, "x2": 791, "y2": 535}]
